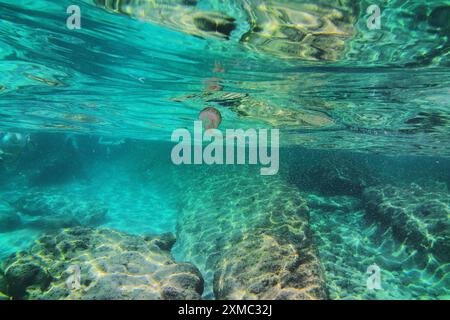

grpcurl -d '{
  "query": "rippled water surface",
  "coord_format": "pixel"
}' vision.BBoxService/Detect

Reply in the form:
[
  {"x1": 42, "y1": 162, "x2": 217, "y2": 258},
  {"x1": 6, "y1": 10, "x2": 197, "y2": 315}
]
[{"x1": 1, "y1": 0, "x2": 449, "y2": 155}]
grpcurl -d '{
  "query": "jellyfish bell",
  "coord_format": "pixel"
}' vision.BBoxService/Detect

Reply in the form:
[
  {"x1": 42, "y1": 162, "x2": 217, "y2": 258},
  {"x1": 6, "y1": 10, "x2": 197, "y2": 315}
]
[{"x1": 199, "y1": 107, "x2": 222, "y2": 129}]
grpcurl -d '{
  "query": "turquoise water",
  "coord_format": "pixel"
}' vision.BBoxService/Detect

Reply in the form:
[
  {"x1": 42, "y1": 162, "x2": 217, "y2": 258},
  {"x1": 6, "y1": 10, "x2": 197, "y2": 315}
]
[{"x1": 0, "y1": 0, "x2": 449, "y2": 300}]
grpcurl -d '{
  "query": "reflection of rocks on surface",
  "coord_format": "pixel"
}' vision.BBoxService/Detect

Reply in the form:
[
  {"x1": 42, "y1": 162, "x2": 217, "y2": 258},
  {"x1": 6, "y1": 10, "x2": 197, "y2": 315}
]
[
  {"x1": 240, "y1": 0, "x2": 358, "y2": 61},
  {"x1": 94, "y1": 0, "x2": 236, "y2": 40},
  {"x1": 174, "y1": 166, "x2": 327, "y2": 300},
  {"x1": 230, "y1": 98, "x2": 335, "y2": 128},
  {"x1": 363, "y1": 183, "x2": 450, "y2": 264},
  {"x1": 0, "y1": 227, "x2": 204, "y2": 300},
  {"x1": 6, "y1": 192, "x2": 108, "y2": 230}
]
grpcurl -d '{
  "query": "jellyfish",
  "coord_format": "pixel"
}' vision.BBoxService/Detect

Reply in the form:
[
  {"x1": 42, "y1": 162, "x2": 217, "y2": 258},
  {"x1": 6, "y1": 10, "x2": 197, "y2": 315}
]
[{"x1": 199, "y1": 107, "x2": 222, "y2": 130}]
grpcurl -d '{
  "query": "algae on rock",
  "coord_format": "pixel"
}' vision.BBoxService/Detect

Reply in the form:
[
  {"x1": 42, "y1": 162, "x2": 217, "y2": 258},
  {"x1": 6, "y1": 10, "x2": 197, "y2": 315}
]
[
  {"x1": 1, "y1": 227, "x2": 204, "y2": 300},
  {"x1": 173, "y1": 165, "x2": 328, "y2": 299}
]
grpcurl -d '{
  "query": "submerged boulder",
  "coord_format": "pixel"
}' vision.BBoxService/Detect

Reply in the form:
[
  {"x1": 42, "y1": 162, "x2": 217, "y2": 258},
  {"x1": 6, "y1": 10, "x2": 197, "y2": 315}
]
[
  {"x1": 0, "y1": 201, "x2": 22, "y2": 233},
  {"x1": 28, "y1": 154, "x2": 85, "y2": 186},
  {"x1": 0, "y1": 227, "x2": 204, "y2": 300},
  {"x1": 174, "y1": 165, "x2": 328, "y2": 300},
  {"x1": 172, "y1": 89, "x2": 335, "y2": 129},
  {"x1": 292, "y1": 160, "x2": 376, "y2": 196},
  {"x1": 2, "y1": 255, "x2": 52, "y2": 299},
  {"x1": 0, "y1": 271, "x2": 8, "y2": 299},
  {"x1": 363, "y1": 183, "x2": 450, "y2": 263},
  {"x1": 7, "y1": 192, "x2": 108, "y2": 230}
]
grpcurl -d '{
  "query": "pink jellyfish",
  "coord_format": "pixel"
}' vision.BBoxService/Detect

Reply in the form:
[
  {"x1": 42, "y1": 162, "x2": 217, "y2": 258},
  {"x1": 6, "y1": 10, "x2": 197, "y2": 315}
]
[{"x1": 199, "y1": 107, "x2": 222, "y2": 130}]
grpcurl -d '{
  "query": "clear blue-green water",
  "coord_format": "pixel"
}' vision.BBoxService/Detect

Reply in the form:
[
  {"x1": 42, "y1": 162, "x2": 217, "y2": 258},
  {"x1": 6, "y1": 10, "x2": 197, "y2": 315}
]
[{"x1": 0, "y1": 0, "x2": 449, "y2": 300}]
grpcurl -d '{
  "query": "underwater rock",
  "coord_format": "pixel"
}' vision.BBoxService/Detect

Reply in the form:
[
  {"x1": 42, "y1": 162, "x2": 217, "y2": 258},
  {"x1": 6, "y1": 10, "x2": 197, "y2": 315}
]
[
  {"x1": 174, "y1": 165, "x2": 327, "y2": 299},
  {"x1": 29, "y1": 156, "x2": 84, "y2": 186},
  {"x1": 0, "y1": 201, "x2": 22, "y2": 233},
  {"x1": 304, "y1": 194, "x2": 360, "y2": 212},
  {"x1": 0, "y1": 227, "x2": 204, "y2": 300},
  {"x1": 0, "y1": 212, "x2": 22, "y2": 233},
  {"x1": 363, "y1": 183, "x2": 450, "y2": 263},
  {"x1": 0, "y1": 271, "x2": 7, "y2": 294},
  {"x1": 293, "y1": 160, "x2": 375, "y2": 196},
  {"x1": 144, "y1": 232, "x2": 177, "y2": 251},
  {"x1": 2, "y1": 255, "x2": 52, "y2": 299},
  {"x1": 302, "y1": 164, "x2": 365, "y2": 196},
  {"x1": 27, "y1": 142, "x2": 86, "y2": 186},
  {"x1": 11, "y1": 133, "x2": 88, "y2": 186},
  {"x1": 7, "y1": 192, "x2": 108, "y2": 230}
]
